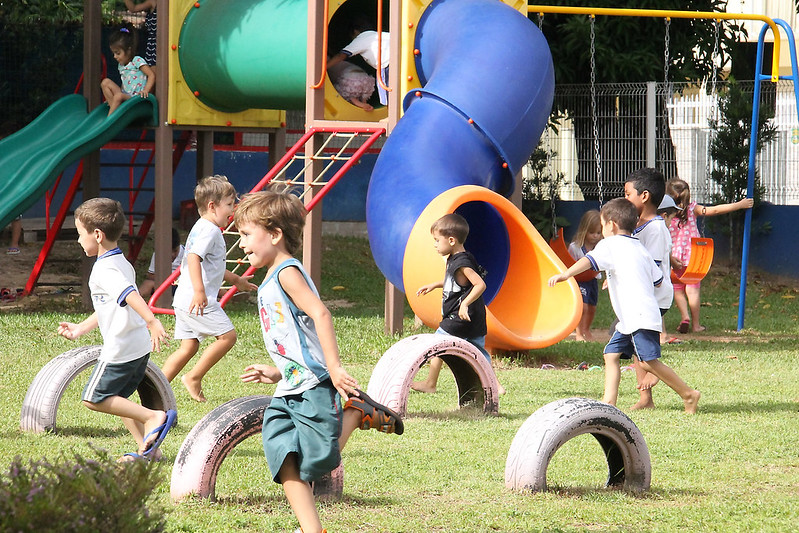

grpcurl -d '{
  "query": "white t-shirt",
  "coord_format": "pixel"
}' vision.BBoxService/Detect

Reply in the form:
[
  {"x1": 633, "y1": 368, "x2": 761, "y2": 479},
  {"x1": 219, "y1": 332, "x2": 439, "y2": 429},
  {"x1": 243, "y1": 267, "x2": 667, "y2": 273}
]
[
  {"x1": 173, "y1": 218, "x2": 226, "y2": 312},
  {"x1": 633, "y1": 216, "x2": 674, "y2": 309},
  {"x1": 89, "y1": 249, "x2": 151, "y2": 363},
  {"x1": 147, "y1": 244, "x2": 185, "y2": 274},
  {"x1": 342, "y1": 31, "x2": 390, "y2": 69},
  {"x1": 568, "y1": 242, "x2": 602, "y2": 280},
  {"x1": 586, "y1": 235, "x2": 663, "y2": 335}
]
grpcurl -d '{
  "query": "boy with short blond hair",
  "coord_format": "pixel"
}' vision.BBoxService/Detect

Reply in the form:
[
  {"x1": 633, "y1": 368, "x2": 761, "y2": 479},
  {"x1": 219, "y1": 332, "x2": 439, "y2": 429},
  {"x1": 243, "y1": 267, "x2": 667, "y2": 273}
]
[
  {"x1": 162, "y1": 175, "x2": 257, "y2": 402},
  {"x1": 548, "y1": 198, "x2": 700, "y2": 414},
  {"x1": 234, "y1": 190, "x2": 403, "y2": 533},
  {"x1": 57, "y1": 198, "x2": 176, "y2": 460}
]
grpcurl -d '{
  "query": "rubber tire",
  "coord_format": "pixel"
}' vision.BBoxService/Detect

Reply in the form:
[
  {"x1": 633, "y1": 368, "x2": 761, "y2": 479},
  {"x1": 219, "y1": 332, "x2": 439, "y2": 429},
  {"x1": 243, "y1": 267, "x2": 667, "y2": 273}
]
[
  {"x1": 170, "y1": 395, "x2": 343, "y2": 502},
  {"x1": 20, "y1": 345, "x2": 177, "y2": 433},
  {"x1": 505, "y1": 397, "x2": 651, "y2": 493},
  {"x1": 365, "y1": 333, "x2": 500, "y2": 418}
]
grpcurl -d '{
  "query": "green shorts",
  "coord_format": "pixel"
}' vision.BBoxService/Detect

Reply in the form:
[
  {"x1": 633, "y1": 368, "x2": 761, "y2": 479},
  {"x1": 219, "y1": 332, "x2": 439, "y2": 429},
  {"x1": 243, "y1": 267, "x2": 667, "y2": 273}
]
[
  {"x1": 263, "y1": 380, "x2": 343, "y2": 483},
  {"x1": 82, "y1": 354, "x2": 149, "y2": 404}
]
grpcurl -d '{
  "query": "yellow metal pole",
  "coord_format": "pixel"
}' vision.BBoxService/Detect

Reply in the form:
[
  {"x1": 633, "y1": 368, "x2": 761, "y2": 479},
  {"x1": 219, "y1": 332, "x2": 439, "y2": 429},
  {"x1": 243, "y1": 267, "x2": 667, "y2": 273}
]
[{"x1": 528, "y1": 5, "x2": 782, "y2": 83}]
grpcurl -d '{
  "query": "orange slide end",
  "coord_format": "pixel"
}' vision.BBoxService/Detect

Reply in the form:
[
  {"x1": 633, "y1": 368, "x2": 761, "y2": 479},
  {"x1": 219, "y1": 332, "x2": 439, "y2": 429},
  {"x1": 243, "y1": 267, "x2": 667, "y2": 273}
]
[{"x1": 402, "y1": 186, "x2": 582, "y2": 351}]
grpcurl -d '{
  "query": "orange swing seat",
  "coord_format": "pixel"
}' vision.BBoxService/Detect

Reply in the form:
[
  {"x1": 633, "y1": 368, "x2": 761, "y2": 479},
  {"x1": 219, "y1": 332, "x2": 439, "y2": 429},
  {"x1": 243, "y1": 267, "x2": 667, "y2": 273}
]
[
  {"x1": 671, "y1": 237, "x2": 714, "y2": 285},
  {"x1": 549, "y1": 228, "x2": 598, "y2": 283}
]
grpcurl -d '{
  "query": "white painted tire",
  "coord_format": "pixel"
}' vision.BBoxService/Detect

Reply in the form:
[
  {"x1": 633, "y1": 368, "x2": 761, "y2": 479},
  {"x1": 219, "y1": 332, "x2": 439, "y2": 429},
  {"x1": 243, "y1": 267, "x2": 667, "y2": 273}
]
[
  {"x1": 20, "y1": 345, "x2": 176, "y2": 433},
  {"x1": 170, "y1": 395, "x2": 343, "y2": 502},
  {"x1": 366, "y1": 333, "x2": 500, "y2": 417},
  {"x1": 505, "y1": 398, "x2": 651, "y2": 493}
]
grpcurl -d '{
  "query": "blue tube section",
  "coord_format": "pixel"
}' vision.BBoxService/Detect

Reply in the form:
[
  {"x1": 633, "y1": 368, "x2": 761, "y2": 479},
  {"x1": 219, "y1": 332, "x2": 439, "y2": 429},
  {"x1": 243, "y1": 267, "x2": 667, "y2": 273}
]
[{"x1": 366, "y1": 0, "x2": 555, "y2": 292}]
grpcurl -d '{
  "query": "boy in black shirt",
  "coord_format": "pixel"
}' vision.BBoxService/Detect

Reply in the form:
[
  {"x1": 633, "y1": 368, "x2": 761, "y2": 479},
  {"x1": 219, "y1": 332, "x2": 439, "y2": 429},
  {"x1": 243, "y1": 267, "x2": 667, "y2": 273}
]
[{"x1": 412, "y1": 214, "x2": 504, "y2": 394}]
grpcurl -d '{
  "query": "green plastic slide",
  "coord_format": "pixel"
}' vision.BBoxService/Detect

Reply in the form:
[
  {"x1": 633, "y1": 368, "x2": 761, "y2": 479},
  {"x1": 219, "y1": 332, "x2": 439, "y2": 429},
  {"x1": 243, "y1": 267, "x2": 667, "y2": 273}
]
[{"x1": 0, "y1": 94, "x2": 157, "y2": 229}]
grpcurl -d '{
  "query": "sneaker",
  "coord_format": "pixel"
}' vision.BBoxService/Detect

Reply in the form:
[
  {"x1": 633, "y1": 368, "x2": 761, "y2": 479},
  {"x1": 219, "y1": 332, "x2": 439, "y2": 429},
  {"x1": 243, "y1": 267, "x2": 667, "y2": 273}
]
[
  {"x1": 6, "y1": 247, "x2": 20, "y2": 255},
  {"x1": 344, "y1": 389, "x2": 404, "y2": 435}
]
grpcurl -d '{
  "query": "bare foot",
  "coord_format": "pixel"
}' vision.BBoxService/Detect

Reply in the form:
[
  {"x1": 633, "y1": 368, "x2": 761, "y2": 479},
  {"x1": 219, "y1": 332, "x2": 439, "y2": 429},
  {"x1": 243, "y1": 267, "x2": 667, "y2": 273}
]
[
  {"x1": 683, "y1": 390, "x2": 701, "y2": 414},
  {"x1": 410, "y1": 381, "x2": 436, "y2": 393},
  {"x1": 351, "y1": 99, "x2": 374, "y2": 112},
  {"x1": 498, "y1": 383, "x2": 507, "y2": 396},
  {"x1": 629, "y1": 399, "x2": 655, "y2": 410},
  {"x1": 637, "y1": 374, "x2": 660, "y2": 390},
  {"x1": 692, "y1": 325, "x2": 706, "y2": 333},
  {"x1": 182, "y1": 374, "x2": 207, "y2": 402}
]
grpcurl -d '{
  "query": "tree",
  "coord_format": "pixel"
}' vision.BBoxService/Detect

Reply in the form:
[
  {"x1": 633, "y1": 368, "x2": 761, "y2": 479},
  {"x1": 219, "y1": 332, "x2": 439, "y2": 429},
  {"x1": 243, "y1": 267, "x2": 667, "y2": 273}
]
[
  {"x1": 708, "y1": 78, "x2": 776, "y2": 261},
  {"x1": 534, "y1": 0, "x2": 746, "y2": 199}
]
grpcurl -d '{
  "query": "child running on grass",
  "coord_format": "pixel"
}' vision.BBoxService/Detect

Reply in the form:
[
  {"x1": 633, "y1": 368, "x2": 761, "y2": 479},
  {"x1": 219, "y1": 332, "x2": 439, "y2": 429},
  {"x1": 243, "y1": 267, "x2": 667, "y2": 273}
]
[
  {"x1": 57, "y1": 198, "x2": 176, "y2": 460},
  {"x1": 161, "y1": 175, "x2": 257, "y2": 402},
  {"x1": 234, "y1": 190, "x2": 403, "y2": 533},
  {"x1": 568, "y1": 210, "x2": 603, "y2": 341},
  {"x1": 666, "y1": 178, "x2": 754, "y2": 334},
  {"x1": 548, "y1": 198, "x2": 700, "y2": 414},
  {"x1": 411, "y1": 213, "x2": 505, "y2": 395}
]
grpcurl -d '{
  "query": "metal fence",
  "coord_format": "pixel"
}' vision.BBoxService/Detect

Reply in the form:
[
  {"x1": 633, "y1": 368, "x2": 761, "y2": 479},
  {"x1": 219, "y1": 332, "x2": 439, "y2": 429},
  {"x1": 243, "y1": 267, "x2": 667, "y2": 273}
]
[{"x1": 544, "y1": 80, "x2": 799, "y2": 206}]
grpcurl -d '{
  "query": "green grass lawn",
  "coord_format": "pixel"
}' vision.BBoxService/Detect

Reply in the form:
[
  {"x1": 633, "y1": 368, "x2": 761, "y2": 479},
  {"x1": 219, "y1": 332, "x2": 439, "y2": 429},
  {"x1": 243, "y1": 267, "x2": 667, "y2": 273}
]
[{"x1": 0, "y1": 236, "x2": 797, "y2": 531}]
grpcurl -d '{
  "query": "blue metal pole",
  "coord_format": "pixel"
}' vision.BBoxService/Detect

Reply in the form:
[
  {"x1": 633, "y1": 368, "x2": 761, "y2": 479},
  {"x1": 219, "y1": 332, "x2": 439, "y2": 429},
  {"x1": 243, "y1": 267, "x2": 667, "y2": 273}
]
[{"x1": 738, "y1": 20, "x2": 799, "y2": 331}]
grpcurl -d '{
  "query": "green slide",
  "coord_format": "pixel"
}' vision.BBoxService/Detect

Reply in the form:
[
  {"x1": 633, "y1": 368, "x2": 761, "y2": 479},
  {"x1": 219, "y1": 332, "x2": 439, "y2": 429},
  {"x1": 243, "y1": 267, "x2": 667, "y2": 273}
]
[{"x1": 0, "y1": 94, "x2": 157, "y2": 229}]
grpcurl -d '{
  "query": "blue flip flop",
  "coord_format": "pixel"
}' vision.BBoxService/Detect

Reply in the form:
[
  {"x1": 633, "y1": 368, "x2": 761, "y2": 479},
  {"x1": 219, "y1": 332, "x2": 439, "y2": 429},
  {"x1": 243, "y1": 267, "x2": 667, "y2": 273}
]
[
  {"x1": 122, "y1": 452, "x2": 149, "y2": 461},
  {"x1": 142, "y1": 409, "x2": 177, "y2": 458}
]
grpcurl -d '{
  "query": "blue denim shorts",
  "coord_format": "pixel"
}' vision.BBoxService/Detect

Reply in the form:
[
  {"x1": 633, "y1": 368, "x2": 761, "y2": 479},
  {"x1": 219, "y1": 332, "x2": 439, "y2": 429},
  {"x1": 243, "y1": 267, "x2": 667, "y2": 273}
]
[{"x1": 604, "y1": 329, "x2": 661, "y2": 362}]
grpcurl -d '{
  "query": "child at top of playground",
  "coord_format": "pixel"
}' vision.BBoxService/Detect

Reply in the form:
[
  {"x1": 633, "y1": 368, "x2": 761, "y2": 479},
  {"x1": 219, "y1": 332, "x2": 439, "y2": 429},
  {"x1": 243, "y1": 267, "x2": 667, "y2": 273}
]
[
  {"x1": 326, "y1": 16, "x2": 390, "y2": 106},
  {"x1": 624, "y1": 168, "x2": 673, "y2": 410},
  {"x1": 568, "y1": 209, "x2": 603, "y2": 342},
  {"x1": 139, "y1": 227, "x2": 184, "y2": 300},
  {"x1": 101, "y1": 23, "x2": 155, "y2": 116},
  {"x1": 548, "y1": 198, "x2": 701, "y2": 414},
  {"x1": 124, "y1": 0, "x2": 158, "y2": 67},
  {"x1": 161, "y1": 175, "x2": 258, "y2": 402},
  {"x1": 666, "y1": 178, "x2": 754, "y2": 334},
  {"x1": 234, "y1": 190, "x2": 403, "y2": 533},
  {"x1": 327, "y1": 59, "x2": 376, "y2": 112},
  {"x1": 56, "y1": 198, "x2": 176, "y2": 460},
  {"x1": 411, "y1": 213, "x2": 505, "y2": 395}
]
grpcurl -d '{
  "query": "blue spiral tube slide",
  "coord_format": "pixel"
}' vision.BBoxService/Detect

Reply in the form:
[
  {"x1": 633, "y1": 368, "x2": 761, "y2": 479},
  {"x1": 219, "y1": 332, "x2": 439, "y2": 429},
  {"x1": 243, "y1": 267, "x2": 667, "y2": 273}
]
[{"x1": 366, "y1": 0, "x2": 581, "y2": 350}]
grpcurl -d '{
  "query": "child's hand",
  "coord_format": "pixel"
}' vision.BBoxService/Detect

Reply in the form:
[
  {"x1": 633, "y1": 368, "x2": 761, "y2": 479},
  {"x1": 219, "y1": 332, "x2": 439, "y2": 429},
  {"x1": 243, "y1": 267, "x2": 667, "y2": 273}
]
[
  {"x1": 241, "y1": 364, "x2": 281, "y2": 384},
  {"x1": 329, "y1": 365, "x2": 358, "y2": 402},
  {"x1": 234, "y1": 275, "x2": 258, "y2": 293},
  {"x1": 739, "y1": 198, "x2": 754, "y2": 210},
  {"x1": 602, "y1": 279, "x2": 609, "y2": 291},
  {"x1": 138, "y1": 89, "x2": 149, "y2": 98},
  {"x1": 547, "y1": 274, "x2": 565, "y2": 287},
  {"x1": 147, "y1": 319, "x2": 169, "y2": 352},
  {"x1": 458, "y1": 302, "x2": 471, "y2": 321},
  {"x1": 416, "y1": 283, "x2": 436, "y2": 296},
  {"x1": 57, "y1": 322, "x2": 82, "y2": 340},
  {"x1": 189, "y1": 290, "x2": 207, "y2": 315}
]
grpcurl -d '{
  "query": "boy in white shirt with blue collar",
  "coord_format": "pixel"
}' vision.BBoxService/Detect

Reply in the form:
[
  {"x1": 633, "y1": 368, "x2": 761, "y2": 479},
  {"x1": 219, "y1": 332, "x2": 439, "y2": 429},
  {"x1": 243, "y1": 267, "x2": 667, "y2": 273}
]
[
  {"x1": 57, "y1": 198, "x2": 176, "y2": 460},
  {"x1": 548, "y1": 198, "x2": 700, "y2": 414}
]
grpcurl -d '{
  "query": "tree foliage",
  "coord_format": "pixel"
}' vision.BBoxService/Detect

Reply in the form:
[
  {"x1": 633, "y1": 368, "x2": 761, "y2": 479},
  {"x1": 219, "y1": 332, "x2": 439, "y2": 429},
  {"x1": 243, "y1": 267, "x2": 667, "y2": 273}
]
[
  {"x1": 534, "y1": 0, "x2": 745, "y2": 86},
  {"x1": 708, "y1": 78, "x2": 777, "y2": 260}
]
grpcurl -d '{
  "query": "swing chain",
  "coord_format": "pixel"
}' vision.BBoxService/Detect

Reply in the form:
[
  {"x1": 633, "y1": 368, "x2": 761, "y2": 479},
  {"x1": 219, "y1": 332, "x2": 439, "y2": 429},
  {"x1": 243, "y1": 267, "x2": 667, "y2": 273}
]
[
  {"x1": 701, "y1": 19, "x2": 721, "y2": 236},
  {"x1": 660, "y1": 18, "x2": 672, "y2": 168},
  {"x1": 589, "y1": 15, "x2": 604, "y2": 206}
]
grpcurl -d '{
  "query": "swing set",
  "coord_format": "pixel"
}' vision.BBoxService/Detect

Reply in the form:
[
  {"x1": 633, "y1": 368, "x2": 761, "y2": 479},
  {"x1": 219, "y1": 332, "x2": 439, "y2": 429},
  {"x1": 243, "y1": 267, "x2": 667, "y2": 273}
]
[{"x1": 535, "y1": 5, "x2": 785, "y2": 288}]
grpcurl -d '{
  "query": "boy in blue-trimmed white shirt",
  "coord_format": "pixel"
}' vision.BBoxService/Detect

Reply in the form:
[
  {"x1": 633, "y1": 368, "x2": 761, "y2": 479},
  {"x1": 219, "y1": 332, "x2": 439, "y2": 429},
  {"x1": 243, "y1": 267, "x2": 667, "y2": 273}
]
[
  {"x1": 57, "y1": 198, "x2": 175, "y2": 460},
  {"x1": 549, "y1": 198, "x2": 700, "y2": 414},
  {"x1": 235, "y1": 190, "x2": 403, "y2": 533}
]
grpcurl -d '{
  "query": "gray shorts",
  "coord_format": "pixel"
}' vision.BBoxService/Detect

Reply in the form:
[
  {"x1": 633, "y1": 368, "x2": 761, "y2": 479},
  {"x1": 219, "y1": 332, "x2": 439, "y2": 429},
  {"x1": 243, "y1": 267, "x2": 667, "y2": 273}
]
[
  {"x1": 83, "y1": 354, "x2": 149, "y2": 403},
  {"x1": 174, "y1": 307, "x2": 234, "y2": 341}
]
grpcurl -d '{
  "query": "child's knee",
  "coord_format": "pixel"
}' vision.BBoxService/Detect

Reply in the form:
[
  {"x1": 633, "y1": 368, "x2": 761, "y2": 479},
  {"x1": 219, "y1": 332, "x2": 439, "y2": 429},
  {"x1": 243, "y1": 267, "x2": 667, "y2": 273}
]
[
  {"x1": 603, "y1": 352, "x2": 621, "y2": 365},
  {"x1": 82, "y1": 400, "x2": 99, "y2": 411}
]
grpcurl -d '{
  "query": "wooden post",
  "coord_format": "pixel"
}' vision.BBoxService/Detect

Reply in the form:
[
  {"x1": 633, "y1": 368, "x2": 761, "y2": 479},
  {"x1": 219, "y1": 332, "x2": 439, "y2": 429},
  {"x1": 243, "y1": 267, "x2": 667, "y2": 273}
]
[
  {"x1": 153, "y1": 1, "x2": 173, "y2": 309},
  {"x1": 81, "y1": 0, "x2": 102, "y2": 308},
  {"x1": 196, "y1": 130, "x2": 214, "y2": 180}
]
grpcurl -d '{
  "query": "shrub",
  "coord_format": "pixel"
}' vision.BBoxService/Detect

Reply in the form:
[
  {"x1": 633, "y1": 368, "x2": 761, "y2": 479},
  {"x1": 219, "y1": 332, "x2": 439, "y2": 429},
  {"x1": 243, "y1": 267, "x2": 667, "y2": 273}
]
[{"x1": 0, "y1": 446, "x2": 167, "y2": 533}]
